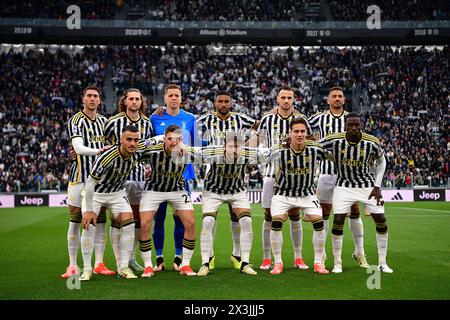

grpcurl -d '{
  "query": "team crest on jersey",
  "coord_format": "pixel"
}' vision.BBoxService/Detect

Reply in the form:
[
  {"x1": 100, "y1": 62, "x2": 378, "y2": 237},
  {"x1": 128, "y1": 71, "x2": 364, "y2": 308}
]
[
  {"x1": 360, "y1": 149, "x2": 365, "y2": 157},
  {"x1": 181, "y1": 121, "x2": 187, "y2": 129}
]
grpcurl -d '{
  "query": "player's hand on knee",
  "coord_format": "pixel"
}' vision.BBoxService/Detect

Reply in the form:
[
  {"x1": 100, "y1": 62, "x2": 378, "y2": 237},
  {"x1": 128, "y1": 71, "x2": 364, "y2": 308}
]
[
  {"x1": 82, "y1": 211, "x2": 97, "y2": 230},
  {"x1": 368, "y1": 186, "x2": 384, "y2": 206}
]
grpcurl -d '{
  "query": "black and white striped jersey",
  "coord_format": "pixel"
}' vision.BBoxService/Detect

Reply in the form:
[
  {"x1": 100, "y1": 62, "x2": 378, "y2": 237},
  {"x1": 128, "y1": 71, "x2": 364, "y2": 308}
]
[
  {"x1": 68, "y1": 111, "x2": 107, "y2": 183},
  {"x1": 320, "y1": 132, "x2": 384, "y2": 188},
  {"x1": 266, "y1": 142, "x2": 329, "y2": 197},
  {"x1": 89, "y1": 139, "x2": 157, "y2": 193},
  {"x1": 257, "y1": 110, "x2": 311, "y2": 178},
  {"x1": 202, "y1": 146, "x2": 259, "y2": 194},
  {"x1": 104, "y1": 112, "x2": 154, "y2": 182},
  {"x1": 308, "y1": 110, "x2": 348, "y2": 174},
  {"x1": 197, "y1": 112, "x2": 256, "y2": 145},
  {"x1": 141, "y1": 144, "x2": 199, "y2": 192}
]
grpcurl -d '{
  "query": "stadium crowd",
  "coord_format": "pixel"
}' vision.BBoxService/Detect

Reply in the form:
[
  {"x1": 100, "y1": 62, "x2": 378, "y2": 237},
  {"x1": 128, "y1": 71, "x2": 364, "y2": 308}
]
[
  {"x1": 0, "y1": 45, "x2": 448, "y2": 192},
  {"x1": 1, "y1": 0, "x2": 448, "y2": 21},
  {"x1": 0, "y1": 46, "x2": 109, "y2": 192},
  {"x1": 328, "y1": 0, "x2": 449, "y2": 21}
]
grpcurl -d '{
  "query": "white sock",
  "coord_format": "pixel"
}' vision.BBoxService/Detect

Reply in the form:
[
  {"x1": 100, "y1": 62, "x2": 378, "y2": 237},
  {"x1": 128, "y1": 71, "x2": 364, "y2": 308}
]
[
  {"x1": 139, "y1": 239, "x2": 153, "y2": 268},
  {"x1": 129, "y1": 227, "x2": 139, "y2": 262},
  {"x1": 376, "y1": 232, "x2": 389, "y2": 265},
  {"x1": 119, "y1": 224, "x2": 135, "y2": 270},
  {"x1": 313, "y1": 229, "x2": 325, "y2": 264},
  {"x1": 290, "y1": 219, "x2": 303, "y2": 259},
  {"x1": 94, "y1": 223, "x2": 106, "y2": 267},
  {"x1": 239, "y1": 216, "x2": 253, "y2": 264},
  {"x1": 349, "y1": 217, "x2": 365, "y2": 256},
  {"x1": 182, "y1": 246, "x2": 194, "y2": 267},
  {"x1": 210, "y1": 220, "x2": 216, "y2": 258},
  {"x1": 67, "y1": 222, "x2": 81, "y2": 266},
  {"x1": 262, "y1": 220, "x2": 271, "y2": 260},
  {"x1": 324, "y1": 219, "x2": 330, "y2": 235},
  {"x1": 110, "y1": 226, "x2": 121, "y2": 268},
  {"x1": 270, "y1": 229, "x2": 283, "y2": 264},
  {"x1": 332, "y1": 234, "x2": 343, "y2": 265},
  {"x1": 323, "y1": 219, "x2": 330, "y2": 259},
  {"x1": 81, "y1": 225, "x2": 96, "y2": 271},
  {"x1": 231, "y1": 220, "x2": 241, "y2": 257},
  {"x1": 201, "y1": 216, "x2": 215, "y2": 265}
]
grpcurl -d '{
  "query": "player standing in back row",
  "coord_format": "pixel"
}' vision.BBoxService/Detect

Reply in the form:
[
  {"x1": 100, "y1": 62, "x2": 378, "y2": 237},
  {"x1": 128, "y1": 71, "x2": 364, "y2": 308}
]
[
  {"x1": 62, "y1": 85, "x2": 115, "y2": 279},
  {"x1": 308, "y1": 87, "x2": 369, "y2": 268},
  {"x1": 104, "y1": 88, "x2": 155, "y2": 272},
  {"x1": 254, "y1": 86, "x2": 312, "y2": 271},
  {"x1": 150, "y1": 84, "x2": 199, "y2": 272},
  {"x1": 197, "y1": 91, "x2": 259, "y2": 270}
]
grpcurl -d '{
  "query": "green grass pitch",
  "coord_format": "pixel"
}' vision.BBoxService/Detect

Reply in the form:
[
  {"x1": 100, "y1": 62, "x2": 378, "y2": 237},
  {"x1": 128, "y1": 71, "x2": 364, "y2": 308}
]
[{"x1": 0, "y1": 202, "x2": 449, "y2": 300}]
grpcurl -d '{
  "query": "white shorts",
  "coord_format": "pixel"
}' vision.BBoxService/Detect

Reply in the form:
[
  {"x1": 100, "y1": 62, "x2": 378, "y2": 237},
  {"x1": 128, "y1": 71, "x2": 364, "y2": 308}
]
[
  {"x1": 139, "y1": 190, "x2": 194, "y2": 212},
  {"x1": 124, "y1": 180, "x2": 145, "y2": 205},
  {"x1": 84, "y1": 189, "x2": 132, "y2": 219},
  {"x1": 271, "y1": 194, "x2": 322, "y2": 217},
  {"x1": 316, "y1": 174, "x2": 337, "y2": 204},
  {"x1": 202, "y1": 190, "x2": 250, "y2": 213},
  {"x1": 333, "y1": 186, "x2": 385, "y2": 215},
  {"x1": 262, "y1": 177, "x2": 275, "y2": 209},
  {"x1": 67, "y1": 182, "x2": 84, "y2": 208}
]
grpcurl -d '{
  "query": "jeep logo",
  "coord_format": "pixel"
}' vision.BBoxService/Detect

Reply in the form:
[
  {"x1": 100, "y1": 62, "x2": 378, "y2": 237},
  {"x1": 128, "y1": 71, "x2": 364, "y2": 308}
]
[
  {"x1": 21, "y1": 196, "x2": 44, "y2": 205},
  {"x1": 419, "y1": 191, "x2": 440, "y2": 200},
  {"x1": 414, "y1": 189, "x2": 444, "y2": 202},
  {"x1": 15, "y1": 195, "x2": 49, "y2": 206}
]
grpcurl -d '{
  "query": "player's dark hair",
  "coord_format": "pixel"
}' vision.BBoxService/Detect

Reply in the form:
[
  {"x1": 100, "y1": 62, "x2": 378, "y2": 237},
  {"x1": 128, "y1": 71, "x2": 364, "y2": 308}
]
[
  {"x1": 118, "y1": 88, "x2": 147, "y2": 114},
  {"x1": 82, "y1": 85, "x2": 102, "y2": 98},
  {"x1": 345, "y1": 112, "x2": 362, "y2": 122},
  {"x1": 328, "y1": 86, "x2": 344, "y2": 95},
  {"x1": 277, "y1": 85, "x2": 295, "y2": 96},
  {"x1": 215, "y1": 91, "x2": 231, "y2": 100},
  {"x1": 290, "y1": 116, "x2": 308, "y2": 129},
  {"x1": 164, "y1": 84, "x2": 181, "y2": 94},
  {"x1": 122, "y1": 125, "x2": 139, "y2": 134},
  {"x1": 165, "y1": 124, "x2": 181, "y2": 135}
]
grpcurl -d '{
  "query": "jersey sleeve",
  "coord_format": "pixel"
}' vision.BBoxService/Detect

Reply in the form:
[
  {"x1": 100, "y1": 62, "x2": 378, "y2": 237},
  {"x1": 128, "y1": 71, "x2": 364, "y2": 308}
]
[
  {"x1": 190, "y1": 116, "x2": 202, "y2": 147},
  {"x1": 103, "y1": 119, "x2": 116, "y2": 145},
  {"x1": 68, "y1": 117, "x2": 82, "y2": 140},
  {"x1": 240, "y1": 114, "x2": 257, "y2": 130}
]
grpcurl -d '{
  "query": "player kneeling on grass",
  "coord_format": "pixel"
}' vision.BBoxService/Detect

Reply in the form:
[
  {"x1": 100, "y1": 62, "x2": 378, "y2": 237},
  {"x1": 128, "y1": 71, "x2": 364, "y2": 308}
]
[
  {"x1": 138, "y1": 125, "x2": 196, "y2": 277},
  {"x1": 321, "y1": 113, "x2": 393, "y2": 274},
  {"x1": 81, "y1": 125, "x2": 159, "y2": 280},
  {"x1": 197, "y1": 133, "x2": 257, "y2": 276},
  {"x1": 267, "y1": 117, "x2": 329, "y2": 275}
]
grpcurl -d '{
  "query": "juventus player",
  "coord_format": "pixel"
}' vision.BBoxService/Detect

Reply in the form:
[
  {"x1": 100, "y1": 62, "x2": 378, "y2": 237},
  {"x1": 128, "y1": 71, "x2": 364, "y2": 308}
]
[
  {"x1": 321, "y1": 113, "x2": 393, "y2": 274},
  {"x1": 62, "y1": 85, "x2": 115, "y2": 279},
  {"x1": 197, "y1": 133, "x2": 258, "y2": 276},
  {"x1": 255, "y1": 86, "x2": 312, "y2": 271},
  {"x1": 267, "y1": 117, "x2": 329, "y2": 275},
  {"x1": 81, "y1": 125, "x2": 158, "y2": 280},
  {"x1": 104, "y1": 88, "x2": 154, "y2": 272},
  {"x1": 138, "y1": 125, "x2": 198, "y2": 277},
  {"x1": 308, "y1": 87, "x2": 369, "y2": 268},
  {"x1": 197, "y1": 91, "x2": 259, "y2": 270}
]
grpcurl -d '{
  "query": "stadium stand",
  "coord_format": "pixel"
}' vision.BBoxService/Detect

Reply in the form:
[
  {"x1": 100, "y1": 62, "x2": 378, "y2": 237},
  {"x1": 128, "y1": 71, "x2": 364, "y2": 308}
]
[{"x1": 0, "y1": 43, "x2": 447, "y2": 192}]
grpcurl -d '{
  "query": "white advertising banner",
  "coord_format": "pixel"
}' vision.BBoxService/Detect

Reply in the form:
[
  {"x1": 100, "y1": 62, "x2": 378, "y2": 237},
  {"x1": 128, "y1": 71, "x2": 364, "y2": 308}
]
[
  {"x1": 0, "y1": 195, "x2": 15, "y2": 208},
  {"x1": 381, "y1": 190, "x2": 414, "y2": 202}
]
